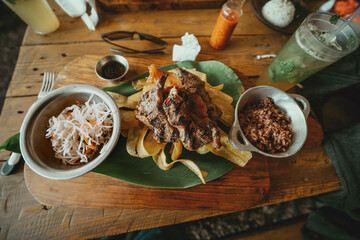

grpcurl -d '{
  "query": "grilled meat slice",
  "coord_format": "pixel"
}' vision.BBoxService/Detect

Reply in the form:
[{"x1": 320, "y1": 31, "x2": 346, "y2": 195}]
[
  {"x1": 190, "y1": 115, "x2": 221, "y2": 150},
  {"x1": 208, "y1": 121, "x2": 221, "y2": 149},
  {"x1": 163, "y1": 87, "x2": 221, "y2": 150},
  {"x1": 175, "y1": 68, "x2": 222, "y2": 121},
  {"x1": 135, "y1": 75, "x2": 179, "y2": 143},
  {"x1": 135, "y1": 66, "x2": 223, "y2": 150}
]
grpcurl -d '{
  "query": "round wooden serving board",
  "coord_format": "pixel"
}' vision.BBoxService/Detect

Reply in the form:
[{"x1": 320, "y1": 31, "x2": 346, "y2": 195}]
[{"x1": 25, "y1": 55, "x2": 272, "y2": 211}]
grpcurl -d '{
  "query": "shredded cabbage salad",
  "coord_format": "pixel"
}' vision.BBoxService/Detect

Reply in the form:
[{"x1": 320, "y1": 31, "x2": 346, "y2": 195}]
[{"x1": 46, "y1": 95, "x2": 113, "y2": 165}]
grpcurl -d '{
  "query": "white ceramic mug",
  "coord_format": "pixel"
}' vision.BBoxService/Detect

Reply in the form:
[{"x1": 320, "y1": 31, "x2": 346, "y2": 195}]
[{"x1": 55, "y1": 0, "x2": 98, "y2": 30}]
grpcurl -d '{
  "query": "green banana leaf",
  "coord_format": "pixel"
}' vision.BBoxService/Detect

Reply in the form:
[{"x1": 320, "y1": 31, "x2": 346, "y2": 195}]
[
  {"x1": 0, "y1": 60, "x2": 244, "y2": 189},
  {"x1": 0, "y1": 132, "x2": 20, "y2": 153},
  {"x1": 95, "y1": 60, "x2": 244, "y2": 188}
]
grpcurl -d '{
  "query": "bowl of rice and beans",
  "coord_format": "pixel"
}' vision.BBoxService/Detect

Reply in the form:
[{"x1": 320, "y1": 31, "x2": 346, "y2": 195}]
[{"x1": 229, "y1": 86, "x2": 310, "y2": 158}]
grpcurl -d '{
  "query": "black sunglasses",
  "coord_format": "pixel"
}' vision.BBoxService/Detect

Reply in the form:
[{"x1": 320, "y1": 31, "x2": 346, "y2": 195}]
[{"x1": 101, "y1": 31, "x2": 168, "y2": 54}]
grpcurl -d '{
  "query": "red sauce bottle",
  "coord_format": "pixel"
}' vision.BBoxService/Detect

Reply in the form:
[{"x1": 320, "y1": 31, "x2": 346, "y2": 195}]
[{"x1": 209, "y1": 0, "x2": 245, "y2": 50}]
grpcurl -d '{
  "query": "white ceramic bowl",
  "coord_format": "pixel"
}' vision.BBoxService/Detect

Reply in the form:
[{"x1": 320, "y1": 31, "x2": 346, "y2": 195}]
[
  {"x1": 20, "y1": 84, "x2": 121, "y2": 180},
  {"x1": 229, "y1": 86, "x2": 310, "y2": 158}
]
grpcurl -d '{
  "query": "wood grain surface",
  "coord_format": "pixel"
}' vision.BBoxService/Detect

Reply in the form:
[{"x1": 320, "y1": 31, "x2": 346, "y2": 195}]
[
  {"x1": 54, "y1": 55, "x2": 172, "y2": 89},
  {"x1": 5, "y1": 34, "x2": 288, "y2": 98},
  {"x1": 23, "y1": 54, "x2": 329, "y2": 212},
  {"x1": 24, "y1": 54, "x2": 270, "y2": 211},
  {"x1": 0, "y1": 164, "x2": 227, "y2": 239},
  {"x1": 98, "y1": 0, "x2": 226, "y2": 12},
  {"x1": 1, "y1": 142, "x2": 340, "y2": 239},
  {"x1": 22, "y1": 3, "x2": 278, "y2": 46},
  {"x1": 0, "y1": 0, "x2": 341, "y2": 239},
  {"x1": 53, "y1": 54, "x2": 252, "y2": 88},
  {"x1": 25, "y1": 156, "x2": 270, "y2": 211}
]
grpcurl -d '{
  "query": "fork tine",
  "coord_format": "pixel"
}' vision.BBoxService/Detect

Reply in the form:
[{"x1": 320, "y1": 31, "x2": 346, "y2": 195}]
[
  {"x1": 50, "y1": 72, "x2": 55, "y2": 91},
  {"x1": 38, "y1": 72, "x2": 55, "y2": 98},
  {"x1": 45, "y1": 72, "x2": 50, "y2": 92},
  {"x1": 43, "y1": 73, "x2": 47, "y2": 92},
  {"x1": 47, "y1": 72, "x2": 51, "y2": 91},
  {"x1": 46, "y1": 72, "x2": 50, "y2": 92},
  {"x1": 40, "y1": 72, "x2": 47, "y2": 92}
]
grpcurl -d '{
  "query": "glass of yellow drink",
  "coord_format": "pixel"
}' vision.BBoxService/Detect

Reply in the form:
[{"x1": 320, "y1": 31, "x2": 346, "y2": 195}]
[
  {"x1": 3, "y1": 0, "x2": 60, "y2": 35},
  {"x1": 256, "y1": 12, "x2": 359, "y2": 91}
]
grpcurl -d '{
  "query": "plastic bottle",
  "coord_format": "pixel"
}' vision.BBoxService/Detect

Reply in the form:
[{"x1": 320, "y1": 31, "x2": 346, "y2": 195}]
[{"x1": 209, "y1": 0, "x2": 245, "y2": 50}]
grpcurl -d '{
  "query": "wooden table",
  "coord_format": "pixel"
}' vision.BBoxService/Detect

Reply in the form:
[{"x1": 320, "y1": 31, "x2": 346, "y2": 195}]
[{"x1": 0, "y1": 0, "x2": 341, "y2": 239}]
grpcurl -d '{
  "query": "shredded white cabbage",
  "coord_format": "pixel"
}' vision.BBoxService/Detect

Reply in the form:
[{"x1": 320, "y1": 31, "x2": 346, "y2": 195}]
[{"x1": 46, "y1": 95, "x2": 113, "y2": 165}]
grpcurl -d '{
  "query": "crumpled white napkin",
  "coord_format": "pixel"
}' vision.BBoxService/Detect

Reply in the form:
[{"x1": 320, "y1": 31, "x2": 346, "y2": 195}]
[{"x1": 172, "y1": 32, "x2": 201, "y2": 62}]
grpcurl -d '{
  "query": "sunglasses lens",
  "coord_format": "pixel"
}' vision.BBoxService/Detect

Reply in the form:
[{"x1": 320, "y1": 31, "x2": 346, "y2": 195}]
[
  {"x1": 141, "y1": 34, "x2": 167, "y2": 45},
  {"x1": 105, "y1": 32, "x2": 132, "y2": 40}
]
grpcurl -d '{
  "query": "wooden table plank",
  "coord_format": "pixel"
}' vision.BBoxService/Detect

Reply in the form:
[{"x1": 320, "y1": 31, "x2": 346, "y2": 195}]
[
  {"x1": 24, "y1": 147, "x2": 340, "y2": 211},
  {"x1": 96, "y1": 0, "x2": 327, "y2": 12},
  {"x1": 0, "y1": 45, "x2": 341, "y2": 239},
  {"x1": 97, "y1": 0, "x2": 226, "y2": 12},
  {"x1": 0, "y1": 96, "x2": 36, "y2": 158},
  {"x1": 0, "y1": 0, "x2": 340, "y2": 238},
  {"x1": 24, "y1": 156, "x2": 270, "y2": 211},
  {"x1": 22, "y1": 1, "x2": 279, "y2": 46},
  {"x1": 7, "y1": 34, "x2": 288, "y2": 98},
  {"x1": 23, "y1": 0, "x2": 326, "y2": 47},
  {"x1": 0, "y1": 163, "x2": 225, "y2": 239},
  {"x1": 0, "y1": 144, "x2": 340, "y2": 239},
  {"x1": 260, "y1": 147, "x2": 341, "y2": 205}
]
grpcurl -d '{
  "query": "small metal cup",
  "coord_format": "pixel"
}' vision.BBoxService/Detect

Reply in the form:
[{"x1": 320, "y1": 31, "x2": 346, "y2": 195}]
[
  {"x1": 95, "y1": 54, "x2": 129, "y2": 81},
  {"x1": 229, "y1": 86, "x2": 310, "y2": 158}
]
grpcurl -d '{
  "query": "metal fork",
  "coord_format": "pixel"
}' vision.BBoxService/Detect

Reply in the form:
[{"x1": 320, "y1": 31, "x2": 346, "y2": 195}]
[
  {"x1": 1, "y1": 72, "x2": 55, "y2": 176},
  {"x1": 38, "y1": 72, "x2": 55, "y2": 99}
]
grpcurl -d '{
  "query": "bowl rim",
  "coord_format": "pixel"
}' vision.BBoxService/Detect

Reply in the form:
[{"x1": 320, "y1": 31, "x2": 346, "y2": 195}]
[
  {"x1": 95, "y1": 54, "x2": 129, "y2": 81},
  {"x1": 229, "y1": 85, "x2": 310, "y2": 158},
  {"x1": 20, "y1": 84, "x2": 121, "y2": 180}
]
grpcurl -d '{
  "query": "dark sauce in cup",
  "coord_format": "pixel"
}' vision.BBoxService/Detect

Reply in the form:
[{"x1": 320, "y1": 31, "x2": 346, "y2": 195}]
[{"x1": 101, "y1": 61, "x2": 126, "y2": 79}]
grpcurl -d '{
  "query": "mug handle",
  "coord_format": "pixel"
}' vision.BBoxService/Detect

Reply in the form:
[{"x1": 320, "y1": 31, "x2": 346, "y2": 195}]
[
  {"x1": 288, "y1": 93, "x2": 311, "y2": 120},
  {"x1": 229, "y1": 124, "x2": 255, "y2": 152}
]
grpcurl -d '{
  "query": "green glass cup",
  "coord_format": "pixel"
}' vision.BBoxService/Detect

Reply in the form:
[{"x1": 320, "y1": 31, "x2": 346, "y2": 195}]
[{"x1": 257, "y1": 12, "x2": 359, "y2": 91}]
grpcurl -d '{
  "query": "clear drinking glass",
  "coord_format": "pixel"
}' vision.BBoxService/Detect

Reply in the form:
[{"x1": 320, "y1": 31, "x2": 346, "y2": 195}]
[
  {"x1": 256, "y1": 12, "x2": 359, "y2": 91},
  {"x1": 3, "y1": 0, "x2": 60, "y2": 35}
]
